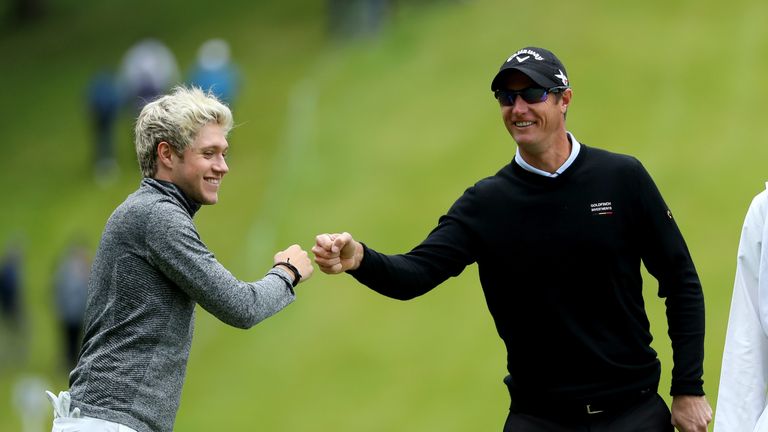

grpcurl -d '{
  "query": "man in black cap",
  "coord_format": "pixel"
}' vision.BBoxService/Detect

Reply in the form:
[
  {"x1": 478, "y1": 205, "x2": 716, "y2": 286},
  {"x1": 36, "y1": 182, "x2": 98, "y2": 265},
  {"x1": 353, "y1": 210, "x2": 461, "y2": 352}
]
[{"x1": 312, "y1": 46, "x2": 712, "y2": 431}]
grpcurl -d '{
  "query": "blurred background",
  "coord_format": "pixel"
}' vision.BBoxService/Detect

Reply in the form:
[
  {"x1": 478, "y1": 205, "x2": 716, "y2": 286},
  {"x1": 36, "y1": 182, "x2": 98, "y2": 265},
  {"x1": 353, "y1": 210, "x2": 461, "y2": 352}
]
[{"x1": 1, "y1": 0, "x2": 767, "y2": 430}]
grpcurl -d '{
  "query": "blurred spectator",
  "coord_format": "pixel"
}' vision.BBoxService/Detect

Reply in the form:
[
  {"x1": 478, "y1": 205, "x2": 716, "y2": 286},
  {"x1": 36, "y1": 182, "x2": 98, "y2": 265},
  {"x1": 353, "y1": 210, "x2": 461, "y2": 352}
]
[
  {"x1": 13, "y1": 374, "x2": 50, "y2": 432},
  {"x1": 188, "y1": 38, "x2": 240, "y2": 106},
  {"x1": 0, "y1": 239, "x2": 23, "y2": 328},
  {"x1": 9, "y1": 0, "x2": 45, "y2": 24},
  {"x1": 87, "y1": 70, "x2": 121, "y2": 184},
  {"x1": 327, "y1": 0, "x2": 391, "y2": 39},
  {"x1": 52, "y1": 240, "x2": 90, "y2": 370},
  {"x1": 0, "y1": 237, "x2": 26, "y2": 367},
  {"x1": 118, "y1": 38, "x2": 179, "y2": 112}
]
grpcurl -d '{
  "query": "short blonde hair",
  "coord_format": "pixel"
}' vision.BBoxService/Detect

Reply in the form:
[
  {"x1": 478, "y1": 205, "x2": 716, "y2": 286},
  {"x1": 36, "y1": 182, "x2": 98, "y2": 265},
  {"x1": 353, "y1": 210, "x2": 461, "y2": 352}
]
[{"x1": 135, "y1": 86, "x2": 233, "y2": 177}]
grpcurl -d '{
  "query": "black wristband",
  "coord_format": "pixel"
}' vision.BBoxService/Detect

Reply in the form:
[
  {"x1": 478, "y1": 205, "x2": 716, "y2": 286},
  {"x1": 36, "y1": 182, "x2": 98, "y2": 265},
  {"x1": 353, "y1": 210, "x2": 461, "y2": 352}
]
[{"x1": 273, "y1": 261, "x2": 301, "y2": 287}]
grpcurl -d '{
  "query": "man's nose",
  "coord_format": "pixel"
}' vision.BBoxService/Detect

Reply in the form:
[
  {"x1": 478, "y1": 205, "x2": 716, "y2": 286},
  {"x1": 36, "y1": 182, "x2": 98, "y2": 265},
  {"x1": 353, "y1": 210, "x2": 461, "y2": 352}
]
[
  {"x1": 511, "y1": 95, "x2": 529, "y2": 113},
  {"x1": 214, "y1": 155, "x2": 229, "y2": 174}
]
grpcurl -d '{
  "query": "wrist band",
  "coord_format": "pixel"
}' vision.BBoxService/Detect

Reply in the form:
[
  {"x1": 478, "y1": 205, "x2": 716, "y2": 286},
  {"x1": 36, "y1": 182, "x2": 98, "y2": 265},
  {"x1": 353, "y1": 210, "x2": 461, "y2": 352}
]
[{"x1": 273, "y1": 261, "x2": 301, "y2": 287}]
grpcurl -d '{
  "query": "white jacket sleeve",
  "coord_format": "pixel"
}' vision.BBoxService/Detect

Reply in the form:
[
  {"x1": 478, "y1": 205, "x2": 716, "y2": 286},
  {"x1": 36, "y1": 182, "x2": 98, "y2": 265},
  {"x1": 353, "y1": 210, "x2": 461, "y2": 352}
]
[{"x1": 715, "y1": 185, "x2": 768, "y2": 432}]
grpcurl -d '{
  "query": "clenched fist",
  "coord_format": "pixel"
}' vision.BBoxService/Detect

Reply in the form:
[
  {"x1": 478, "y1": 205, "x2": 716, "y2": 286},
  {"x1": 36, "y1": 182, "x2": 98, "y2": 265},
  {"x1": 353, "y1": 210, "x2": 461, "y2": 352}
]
[{"x1": 274, "y1": 244, "x2": 314, "y2": 284}]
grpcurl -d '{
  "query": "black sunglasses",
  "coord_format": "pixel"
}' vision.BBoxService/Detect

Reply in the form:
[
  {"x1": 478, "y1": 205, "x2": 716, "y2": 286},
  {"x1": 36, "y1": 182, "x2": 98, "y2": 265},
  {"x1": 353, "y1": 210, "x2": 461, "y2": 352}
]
[{"x1": 494, "y1": 86, "x2": 569, "y2": 107}]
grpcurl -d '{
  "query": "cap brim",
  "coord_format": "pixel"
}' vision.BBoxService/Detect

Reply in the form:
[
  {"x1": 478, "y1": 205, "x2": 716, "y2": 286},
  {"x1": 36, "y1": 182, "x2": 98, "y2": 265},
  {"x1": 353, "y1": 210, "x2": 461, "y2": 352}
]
[{"x1": 491, "y1": 66, "x2": 556, "y2": 91}]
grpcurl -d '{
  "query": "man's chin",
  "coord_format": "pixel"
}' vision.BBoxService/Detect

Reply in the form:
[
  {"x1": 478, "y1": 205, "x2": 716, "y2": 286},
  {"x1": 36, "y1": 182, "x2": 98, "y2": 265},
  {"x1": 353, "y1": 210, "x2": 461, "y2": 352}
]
[
  {"x1": 199, "y1": 188, "x2": 220, "y2": 205},
  {"x1": 191, "y1": 193, "x2": 218, "y2": 205}
]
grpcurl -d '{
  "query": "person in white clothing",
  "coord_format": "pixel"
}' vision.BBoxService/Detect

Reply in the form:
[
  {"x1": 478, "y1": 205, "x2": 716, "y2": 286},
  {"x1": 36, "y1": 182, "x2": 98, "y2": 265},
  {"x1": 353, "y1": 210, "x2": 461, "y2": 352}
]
[{"x1": 715, "y1": 184, "x2": 768, "y2": 431}]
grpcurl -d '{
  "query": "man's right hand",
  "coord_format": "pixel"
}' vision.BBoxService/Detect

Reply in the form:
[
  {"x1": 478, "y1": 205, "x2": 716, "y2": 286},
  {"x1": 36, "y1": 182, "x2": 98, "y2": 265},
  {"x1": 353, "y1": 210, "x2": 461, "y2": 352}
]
[
  {"x1": 312, "y1": 232, "x2": 363, "y2": 274},
  {"x1": 274, "y1": 244, "x2": 314, "y2": 284}
]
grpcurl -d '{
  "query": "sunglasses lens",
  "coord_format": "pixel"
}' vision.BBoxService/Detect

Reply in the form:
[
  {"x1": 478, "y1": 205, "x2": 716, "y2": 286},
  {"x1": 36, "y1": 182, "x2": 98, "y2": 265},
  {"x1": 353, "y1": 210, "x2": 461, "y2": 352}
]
[
  {"x1": 495, "y1": 88, "x2": 548, "y2": 106},
  {"x1": 494, "y1": 91, "x2": 510, "y2": 106},
  {"x1": 520, "y1": 88, "x2": 547, "y2": 103}
]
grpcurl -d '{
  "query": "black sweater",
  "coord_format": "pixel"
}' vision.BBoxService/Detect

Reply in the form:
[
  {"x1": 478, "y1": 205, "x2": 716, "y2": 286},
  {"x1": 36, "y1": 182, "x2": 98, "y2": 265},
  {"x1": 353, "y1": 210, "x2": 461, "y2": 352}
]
[{"x1": 349, "y1": 144, "x2": 704, "y2": 403}]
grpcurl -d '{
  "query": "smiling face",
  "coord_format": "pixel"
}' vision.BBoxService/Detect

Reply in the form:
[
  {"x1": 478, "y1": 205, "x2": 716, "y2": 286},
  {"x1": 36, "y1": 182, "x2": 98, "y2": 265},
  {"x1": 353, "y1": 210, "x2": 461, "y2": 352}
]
[
  {"x1": 166, "y1": 122, "x2": 229, "y2": 205},
  {"x1": 499, "y1": 70, "x2": 571, "y2": 154}
]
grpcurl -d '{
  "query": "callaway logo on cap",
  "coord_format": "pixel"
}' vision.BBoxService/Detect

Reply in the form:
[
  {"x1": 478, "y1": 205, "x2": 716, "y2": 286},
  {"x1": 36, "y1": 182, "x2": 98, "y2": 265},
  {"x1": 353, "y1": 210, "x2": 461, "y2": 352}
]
[{"x1": 490, "y1": 46, "x2": 570, "y2": 91}]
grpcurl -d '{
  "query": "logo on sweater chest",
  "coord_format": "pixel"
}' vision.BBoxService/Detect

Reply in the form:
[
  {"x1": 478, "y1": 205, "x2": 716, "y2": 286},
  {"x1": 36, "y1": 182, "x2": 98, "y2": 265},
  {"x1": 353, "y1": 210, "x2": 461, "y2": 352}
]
[{"x1": 589, "y1": 201, "x2": 613, "y2": 216}]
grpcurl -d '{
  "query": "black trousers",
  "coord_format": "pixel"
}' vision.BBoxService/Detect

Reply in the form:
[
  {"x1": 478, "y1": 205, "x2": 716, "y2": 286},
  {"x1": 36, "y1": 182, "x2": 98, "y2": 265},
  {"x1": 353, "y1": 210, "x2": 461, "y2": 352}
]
[{"x1": 503, "y1": 393, "x2": 672, "y2": 432}]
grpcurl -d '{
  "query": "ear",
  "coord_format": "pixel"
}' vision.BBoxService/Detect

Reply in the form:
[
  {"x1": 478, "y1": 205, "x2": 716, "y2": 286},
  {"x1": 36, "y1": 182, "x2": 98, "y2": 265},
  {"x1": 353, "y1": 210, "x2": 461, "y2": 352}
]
[
  {"x1": 560, "y1": 88, "x2": 572, "y2": 112},
  {"x1": 156, "y1": 142, "x2": 175, "y2": 170}
]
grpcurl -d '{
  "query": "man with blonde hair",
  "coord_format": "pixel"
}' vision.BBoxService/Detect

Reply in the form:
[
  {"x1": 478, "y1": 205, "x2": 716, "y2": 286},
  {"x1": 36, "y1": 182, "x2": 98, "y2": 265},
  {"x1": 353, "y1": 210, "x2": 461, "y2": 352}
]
[{"x1": 47, "y1": 86, "x2": 313, "y2": 432}]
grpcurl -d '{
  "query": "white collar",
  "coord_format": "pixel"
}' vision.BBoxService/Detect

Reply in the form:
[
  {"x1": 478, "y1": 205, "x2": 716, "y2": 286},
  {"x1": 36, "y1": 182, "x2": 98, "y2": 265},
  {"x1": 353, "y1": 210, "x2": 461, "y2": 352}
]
[{"x1": 514, "y1": 132, "x2": 581, "y2": 178}]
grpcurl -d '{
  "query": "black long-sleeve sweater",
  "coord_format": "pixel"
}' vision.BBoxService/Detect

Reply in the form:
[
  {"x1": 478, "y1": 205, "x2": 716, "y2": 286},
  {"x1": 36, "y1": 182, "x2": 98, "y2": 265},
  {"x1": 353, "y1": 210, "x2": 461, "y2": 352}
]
[{"x1": 349, "y1": 144, "x2": 705, "y2": 403}]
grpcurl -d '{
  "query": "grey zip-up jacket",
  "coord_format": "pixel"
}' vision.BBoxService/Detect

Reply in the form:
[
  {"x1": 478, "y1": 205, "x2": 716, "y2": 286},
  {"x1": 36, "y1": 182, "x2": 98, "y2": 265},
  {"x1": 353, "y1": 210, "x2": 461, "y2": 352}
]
[{"x1": 68, "y1": 178, "x2": 296, "y2": 432}]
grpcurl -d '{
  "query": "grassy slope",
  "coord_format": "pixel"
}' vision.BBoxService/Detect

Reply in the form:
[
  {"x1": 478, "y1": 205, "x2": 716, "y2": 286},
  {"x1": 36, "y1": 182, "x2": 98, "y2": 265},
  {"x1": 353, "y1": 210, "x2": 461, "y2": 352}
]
[{"x1": 1, "y1": 0, "x2": 767, "y2": 430}]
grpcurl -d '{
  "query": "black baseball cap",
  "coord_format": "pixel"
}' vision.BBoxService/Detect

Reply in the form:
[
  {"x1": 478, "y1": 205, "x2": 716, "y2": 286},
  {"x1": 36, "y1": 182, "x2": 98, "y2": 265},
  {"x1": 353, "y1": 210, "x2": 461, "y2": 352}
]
[{"x1": 490, "y1": 47, "x2": 570, "y2": 91}]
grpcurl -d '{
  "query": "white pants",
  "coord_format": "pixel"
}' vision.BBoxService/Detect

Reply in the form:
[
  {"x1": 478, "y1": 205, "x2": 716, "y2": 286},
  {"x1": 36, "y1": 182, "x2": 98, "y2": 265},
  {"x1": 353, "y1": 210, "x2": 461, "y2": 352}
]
[
  {"x1": 47, "y1": 390, "x2": 137, "y2": 432},
  {"x1": 52, "y1": 416, "x2": 137, "y2": 432}
]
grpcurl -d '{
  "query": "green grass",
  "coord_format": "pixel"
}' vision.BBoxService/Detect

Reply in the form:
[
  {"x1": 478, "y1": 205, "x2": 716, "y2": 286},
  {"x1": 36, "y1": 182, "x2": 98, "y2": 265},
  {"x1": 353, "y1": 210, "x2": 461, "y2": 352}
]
[{"x1": 2, "y1": 0, "x2": 768, "y2": 430}]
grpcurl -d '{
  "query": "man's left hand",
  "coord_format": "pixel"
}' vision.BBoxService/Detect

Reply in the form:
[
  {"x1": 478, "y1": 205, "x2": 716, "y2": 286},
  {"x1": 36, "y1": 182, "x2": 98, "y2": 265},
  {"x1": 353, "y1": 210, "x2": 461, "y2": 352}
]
[{"x1": 671, "y1": 395, "x2": 712, "y2": 432}]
